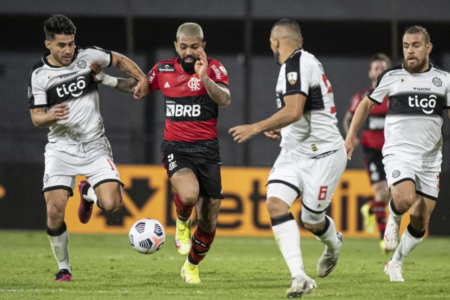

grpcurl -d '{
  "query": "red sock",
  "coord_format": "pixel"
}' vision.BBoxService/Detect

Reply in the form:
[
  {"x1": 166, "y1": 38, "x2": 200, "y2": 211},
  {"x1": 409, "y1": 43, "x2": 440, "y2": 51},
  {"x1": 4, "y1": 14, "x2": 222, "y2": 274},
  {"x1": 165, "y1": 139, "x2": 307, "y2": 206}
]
[
  {"x1": 188, "y1": 227, "x2": 216, "y2": 265},
  {"x1": 370, "y1": 201, "x2": 387, "y2": 239},
  {"x1": 173, "y1": 194, "x2": 195, "y2": 222}
]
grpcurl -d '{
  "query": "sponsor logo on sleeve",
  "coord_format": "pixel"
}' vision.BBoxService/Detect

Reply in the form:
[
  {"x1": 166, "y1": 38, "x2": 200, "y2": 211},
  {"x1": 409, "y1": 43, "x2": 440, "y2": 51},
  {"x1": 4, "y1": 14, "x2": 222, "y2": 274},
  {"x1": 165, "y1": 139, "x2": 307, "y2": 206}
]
[
  {"x1": 287, "y1": 72, "x2": 298, "y2": 85},
  {"x1": 210, "y1": 65, "x2": 221, "y2": 80},
  {"x1": 149, "y1": 71, "x2": 156, "y2": 84},
  {"x1": 28, "y1": 87, "x2": 32, "y2": 99}
]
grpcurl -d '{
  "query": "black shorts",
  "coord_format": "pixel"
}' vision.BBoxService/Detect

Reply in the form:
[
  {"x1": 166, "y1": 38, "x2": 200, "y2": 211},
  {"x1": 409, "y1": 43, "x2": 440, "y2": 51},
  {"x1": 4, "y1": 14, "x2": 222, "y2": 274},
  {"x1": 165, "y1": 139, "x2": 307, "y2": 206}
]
[
  {"x1": 363, "y1": 146, "x2": 386, "y2": 184},
  {"x1": 162, "y1": 150, "x2": 224, "y2": 199}
]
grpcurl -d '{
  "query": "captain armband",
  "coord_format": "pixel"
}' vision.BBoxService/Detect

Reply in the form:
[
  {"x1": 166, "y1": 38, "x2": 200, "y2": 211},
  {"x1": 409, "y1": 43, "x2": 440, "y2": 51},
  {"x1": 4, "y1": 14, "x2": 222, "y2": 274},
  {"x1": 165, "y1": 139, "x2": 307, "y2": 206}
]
[{"x1": 95, "y1": 71, "x2": 118, "y2": 88}]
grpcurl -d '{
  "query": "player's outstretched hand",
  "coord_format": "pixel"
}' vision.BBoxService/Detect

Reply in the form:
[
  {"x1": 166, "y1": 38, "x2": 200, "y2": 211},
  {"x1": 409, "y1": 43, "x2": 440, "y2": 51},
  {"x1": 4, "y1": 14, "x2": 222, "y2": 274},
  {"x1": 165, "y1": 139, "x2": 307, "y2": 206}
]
[
  {"x1": 229, "y1": 124, "x2": 257, "y2": 143},
  {"x1": 90, "y1": 62, "x2": 103, "y2": 82},
  {"x1": 52, "y1": 103, "x2": 70, "y2": 121},
  {"x1": 195, "y1": 47, "x2": 208, "y2": 79},
  {"x1": 264, "y1": 129, "x2": 281, "y2": 140},
  {"x1": 344, "y1": 135, "x2": 356, "y2": 160},
  {"x1": 133, "y1": 77, "x2": 148, "y2": 100}
]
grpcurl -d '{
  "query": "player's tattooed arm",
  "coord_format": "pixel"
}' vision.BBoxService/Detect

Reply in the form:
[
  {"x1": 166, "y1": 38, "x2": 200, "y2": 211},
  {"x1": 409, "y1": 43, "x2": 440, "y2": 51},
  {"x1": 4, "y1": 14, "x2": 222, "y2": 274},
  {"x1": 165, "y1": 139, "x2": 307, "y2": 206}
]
[
  {"x1": 202, "y1": 79, "x2": 231, "y2": 109},
  {"x1": 195, "y1": 48, "x2": 231, "y2": 108},
  {"x1": 111, "y1": 51, "x2": 148, "y2": 99},
  {"x1": 115, "y1": 78, "x2": 138, "y2": 94}
]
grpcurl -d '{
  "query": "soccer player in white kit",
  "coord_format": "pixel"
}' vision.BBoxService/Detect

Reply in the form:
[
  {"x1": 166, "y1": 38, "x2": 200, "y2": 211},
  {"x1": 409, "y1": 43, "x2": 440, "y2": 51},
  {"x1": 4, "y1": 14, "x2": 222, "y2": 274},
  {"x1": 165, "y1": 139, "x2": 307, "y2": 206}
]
[
  {"x1": 28, "y1": 15, "x2": 148, "y2": 282},
  {"x1": 230, "y1": 19, "x2": 346, "y2": 298},
  {"x1": 345, "y1": 26, "x2": 450, "y2": 282}
]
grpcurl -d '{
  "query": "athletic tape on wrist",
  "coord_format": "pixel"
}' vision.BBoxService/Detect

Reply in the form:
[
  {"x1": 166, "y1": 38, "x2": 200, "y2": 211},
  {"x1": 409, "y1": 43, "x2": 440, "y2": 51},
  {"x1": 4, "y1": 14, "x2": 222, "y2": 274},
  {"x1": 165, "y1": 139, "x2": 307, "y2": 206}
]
[{"x1": 101, "y1": 74, "x2": 118, "y2": 87}]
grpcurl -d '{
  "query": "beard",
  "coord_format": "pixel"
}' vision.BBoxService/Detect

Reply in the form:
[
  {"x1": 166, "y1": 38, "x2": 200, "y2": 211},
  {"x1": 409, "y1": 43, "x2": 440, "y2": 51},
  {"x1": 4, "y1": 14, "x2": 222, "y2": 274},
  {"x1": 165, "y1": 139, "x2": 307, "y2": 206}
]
[
  {"x1": 180, "y1": 55, "x2": 197, "y2": 74},
  {"x1": 274, "y1": 51, "x2": 281, "y2": 66},
  {"x1": 404, "y1": 57, "x2": 428, "y2": 73}
]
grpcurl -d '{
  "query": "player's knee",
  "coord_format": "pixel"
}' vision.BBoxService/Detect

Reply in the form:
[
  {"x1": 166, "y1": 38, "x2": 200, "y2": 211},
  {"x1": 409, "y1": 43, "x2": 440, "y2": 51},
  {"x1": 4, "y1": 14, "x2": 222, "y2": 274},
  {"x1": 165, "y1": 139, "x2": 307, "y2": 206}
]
[
  {"x1": 393, "y1": 192, "x2": 415, "y2": 210},
  {"x1": 100, "y1": 195, "x2": 122, "y2": 214},
  {"x1": 46, "y1": 202, "x2": 65, "y2": 223},
  {"x1": 266, "y1": 197, "x2": 288, "y2": 216},
  {"x1": 179, "y1": 194, "x2": 198, "y2": 206}
]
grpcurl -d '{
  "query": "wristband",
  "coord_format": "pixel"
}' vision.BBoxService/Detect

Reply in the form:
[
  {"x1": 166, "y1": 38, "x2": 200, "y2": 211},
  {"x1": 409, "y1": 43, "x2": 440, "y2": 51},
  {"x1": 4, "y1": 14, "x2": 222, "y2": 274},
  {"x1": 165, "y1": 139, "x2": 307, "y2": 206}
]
[{"x1": 96, "y1": 71, "x2": 118, "y2": 88}]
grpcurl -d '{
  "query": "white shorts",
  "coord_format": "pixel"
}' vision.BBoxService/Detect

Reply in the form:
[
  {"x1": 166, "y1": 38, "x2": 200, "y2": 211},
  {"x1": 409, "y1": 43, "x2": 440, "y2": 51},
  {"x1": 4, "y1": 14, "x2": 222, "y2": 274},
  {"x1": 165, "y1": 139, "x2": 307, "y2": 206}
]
[
  {"x1": 383, "y1": 155, "x2": 440, "y2": 200},
  {"x1": 42, "y1": 136, "x2": 122, "y2": 196},
  {"x1": 267, "y1": 146, "x2": 347, "y2": 224}
]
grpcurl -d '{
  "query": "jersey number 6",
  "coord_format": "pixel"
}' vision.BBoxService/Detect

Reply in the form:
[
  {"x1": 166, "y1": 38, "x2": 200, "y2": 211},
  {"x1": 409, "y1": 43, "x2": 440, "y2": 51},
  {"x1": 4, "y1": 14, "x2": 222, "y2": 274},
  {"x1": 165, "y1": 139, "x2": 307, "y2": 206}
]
[{"x1": 318, "y1": 186, "x2": 328, "y2": 200}]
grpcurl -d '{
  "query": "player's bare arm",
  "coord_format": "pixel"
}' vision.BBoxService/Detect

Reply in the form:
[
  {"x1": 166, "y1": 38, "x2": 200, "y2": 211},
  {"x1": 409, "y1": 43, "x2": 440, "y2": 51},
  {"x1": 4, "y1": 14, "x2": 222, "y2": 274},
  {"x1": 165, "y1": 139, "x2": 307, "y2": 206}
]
[
  {"x1": 229, "y1": 93, "x2": 306, "y2": 143},
  {"x1": 90, "y1": 62, "x2": 138, "y2": 94},
  {"x1": 196, "y1": 48, "x2": 231, "y2": 108},
  {"x1": 111, "y1": 51, "x2": 148, "y2": 99},
  {"x1": 30, "y1": 104, "x2": 70, "y2": 128},
  {"x1": 344, "y1": 96, "x2": 375, "y2": 160}
]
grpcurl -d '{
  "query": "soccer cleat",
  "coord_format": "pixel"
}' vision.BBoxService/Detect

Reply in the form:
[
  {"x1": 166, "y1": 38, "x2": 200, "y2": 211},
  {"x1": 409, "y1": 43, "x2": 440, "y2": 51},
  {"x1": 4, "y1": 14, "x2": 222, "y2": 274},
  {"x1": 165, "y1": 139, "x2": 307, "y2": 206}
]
[
  {"x1": 360, "y1": 202, "x2": 375, "y2": 234},
  {"x1": 175, "y1": 218, "x2": 192, "y2": 255},
  {"x1": 384, "y1": 217, "x2": 400, "y2": 250},
  {"x1": 78, "y1": 181, "x2": 93, "y2": 224},
  {"x1": 181, "y1": 261, "x2": 201, "y2": 284},
  {"x1": 285, "y1": 273, "x2": 317, "y2": 298},
  {"x1": 54, "y1": 269, "x2": 72, "y2": 282},
  {"x1": 384, "y1": 260, "x2": 404, "y2": 282},
  {"x1": 317, "y1": 232, "x2": 343, "y2": 278}
]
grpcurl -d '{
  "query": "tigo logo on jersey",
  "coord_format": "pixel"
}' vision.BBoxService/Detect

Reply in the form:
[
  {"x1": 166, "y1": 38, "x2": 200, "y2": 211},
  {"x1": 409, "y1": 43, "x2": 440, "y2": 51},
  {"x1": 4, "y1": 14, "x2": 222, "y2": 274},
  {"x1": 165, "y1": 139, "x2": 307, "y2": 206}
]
[
  {"x1": 166, "y1": 104, "x2": 201, "y2": 117},
  {"x1": 287, "y1": 72, "x2": 298, "y2": 85},
  {"x1": 56, "y1": 76, "x2": 86, "y2": 98},
  {"x1": 408, "y1": 95, "x2": 437, "y2": 114},
  {"x1": 188, "y1": 77, "x2": 201, "y2": 91}
]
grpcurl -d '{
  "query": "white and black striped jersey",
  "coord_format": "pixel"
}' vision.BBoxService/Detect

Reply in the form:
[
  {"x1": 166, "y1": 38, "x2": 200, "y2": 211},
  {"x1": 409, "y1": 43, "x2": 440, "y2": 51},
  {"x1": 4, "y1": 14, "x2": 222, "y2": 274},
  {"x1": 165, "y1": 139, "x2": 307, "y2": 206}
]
[
  {"x1": 368, "y1": 64, "x2": 450, "y2": 161},
  {"x1": 276, "y1": 48, "x2": 343, "y2": 156},
  {"x1": 28, "y1": 46, "x2": 113, "y2": 144}
]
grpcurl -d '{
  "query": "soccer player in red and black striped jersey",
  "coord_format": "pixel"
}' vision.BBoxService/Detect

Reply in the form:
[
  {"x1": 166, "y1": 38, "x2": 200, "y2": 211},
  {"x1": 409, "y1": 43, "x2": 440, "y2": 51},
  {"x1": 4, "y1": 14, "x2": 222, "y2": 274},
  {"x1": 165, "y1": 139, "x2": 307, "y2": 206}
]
[
  {"x1": 150, "y1": 23, "x2": 230, "y2": 284},
  {"x1": 343, "y1": 54, "x2": 391, "y2": 252},
  {"x1": 98, "y1": 23, "x2": 231, "y2": 283}
]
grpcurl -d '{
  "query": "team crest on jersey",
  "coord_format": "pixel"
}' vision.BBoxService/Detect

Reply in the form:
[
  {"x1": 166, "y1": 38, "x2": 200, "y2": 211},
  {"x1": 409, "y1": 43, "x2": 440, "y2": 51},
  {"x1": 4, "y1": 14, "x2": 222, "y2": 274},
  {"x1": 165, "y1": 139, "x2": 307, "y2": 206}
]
[
  {"x1": 432, "y1": 77, "x2": 442, "y2": 87},
  {"x1": 392, "y1": 170, "x2": 401, "y2": 178},
  {"x1": 77, "y1": 60, "x2": 87, "y2": 69},
  {"x1": 287, "y1": 72, "x2": 298, "y2": 85},
  {"x1": 188, "y1": 77, "x2": 201, "y2": 91}
]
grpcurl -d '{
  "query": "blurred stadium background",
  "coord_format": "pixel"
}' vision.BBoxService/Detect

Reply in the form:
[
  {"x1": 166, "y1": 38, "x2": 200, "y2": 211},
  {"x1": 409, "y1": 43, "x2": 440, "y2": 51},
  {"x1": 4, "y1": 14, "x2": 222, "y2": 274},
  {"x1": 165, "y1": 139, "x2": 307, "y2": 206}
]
[{"x1": 1, "y1": 0, "x2": 450, "y2": 237}]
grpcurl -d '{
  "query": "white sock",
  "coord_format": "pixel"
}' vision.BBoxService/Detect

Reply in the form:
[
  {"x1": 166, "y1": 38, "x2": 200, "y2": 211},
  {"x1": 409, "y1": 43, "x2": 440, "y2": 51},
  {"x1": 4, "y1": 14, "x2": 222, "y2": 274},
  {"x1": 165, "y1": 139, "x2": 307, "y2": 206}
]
[
  {"x1": 315, "y1": 216, "x2": 339, "y2": 253},
  {"x1": 388, "y1": 199, "x2": 404, "y2": 226},
  {"x1": 392, "y1": 226, "x2": 423, "y2": 264},
  {"x1": 48, "y1": 226, "x2": 70, "y2": 271},
  {"x1": 83, "y1": 185, "x2": 99, "y2": 207},
  {"x1": 272, "y1": 219, "x2": 304, "y2": 278}
]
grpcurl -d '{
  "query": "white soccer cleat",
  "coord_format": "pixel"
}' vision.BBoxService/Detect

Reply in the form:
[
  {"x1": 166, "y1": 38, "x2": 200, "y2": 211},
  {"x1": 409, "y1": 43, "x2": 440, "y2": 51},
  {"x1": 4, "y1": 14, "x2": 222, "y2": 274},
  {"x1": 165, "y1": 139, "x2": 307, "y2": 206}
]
[
  {"x1": 317, "y1": 232, "x2": 343, "y2": 278},
  {"x1": 285, "y1": 273, "x2": 317, "y2": 298},
  {"x1": 384, "y1": 218, "x2": 400, "y2": 250},
  {"x1": 384, "y1": 260, "x2": 404, "y2": 282}
]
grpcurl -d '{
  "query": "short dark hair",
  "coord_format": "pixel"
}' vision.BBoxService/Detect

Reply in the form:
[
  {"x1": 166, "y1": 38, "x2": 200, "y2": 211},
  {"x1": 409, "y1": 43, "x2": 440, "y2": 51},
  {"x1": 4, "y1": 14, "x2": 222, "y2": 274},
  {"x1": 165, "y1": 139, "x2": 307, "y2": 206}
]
[
  {"x1": 404, "y1": 25, "x2": 430, "y2": 44},
  {"x1": 369, "y1": 53, "x2": 391, "y2": 69},
  {"x1": 43, "y1": 14, "x2": 76, "y2": 41},
  {"x1": 272, "y1": 19, "x2": 301, "y2": 36}
]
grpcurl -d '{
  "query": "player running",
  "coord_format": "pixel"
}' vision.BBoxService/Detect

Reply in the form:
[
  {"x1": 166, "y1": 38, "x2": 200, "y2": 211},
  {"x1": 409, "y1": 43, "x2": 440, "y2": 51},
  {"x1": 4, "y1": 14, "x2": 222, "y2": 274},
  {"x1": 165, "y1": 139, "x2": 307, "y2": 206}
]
[
  {"x1": 345, "y1": 26, "x2": 450, "y2": 282},
  {"x1": 28, "y1": 14, "x2": 148, "y2": 282},
  {"x1": 230, "y1": 19, "x2": 346, "y2": 298},
  {"x1": 343, "y1": 54, "x2": 391, "y2": 252},
  {"x1": 96, "y1": 23, "x2": 231, "y2": 284}
]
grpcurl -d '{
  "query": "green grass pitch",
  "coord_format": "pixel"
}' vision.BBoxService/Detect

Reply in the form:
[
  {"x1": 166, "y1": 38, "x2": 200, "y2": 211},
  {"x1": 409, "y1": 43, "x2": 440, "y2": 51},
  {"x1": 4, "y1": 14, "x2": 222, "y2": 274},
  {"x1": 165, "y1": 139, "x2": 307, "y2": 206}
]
[{"x1": 0, "y1": 231, "x2": 449, "y2": 299}]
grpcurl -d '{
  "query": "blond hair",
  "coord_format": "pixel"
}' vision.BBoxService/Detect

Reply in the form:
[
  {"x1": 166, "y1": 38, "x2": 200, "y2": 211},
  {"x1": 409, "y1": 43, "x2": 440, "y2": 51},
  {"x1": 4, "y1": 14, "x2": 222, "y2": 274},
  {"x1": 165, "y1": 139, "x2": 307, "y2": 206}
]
[{"x1": 176, "y1": 23, "x2": 204, "y2": 40}]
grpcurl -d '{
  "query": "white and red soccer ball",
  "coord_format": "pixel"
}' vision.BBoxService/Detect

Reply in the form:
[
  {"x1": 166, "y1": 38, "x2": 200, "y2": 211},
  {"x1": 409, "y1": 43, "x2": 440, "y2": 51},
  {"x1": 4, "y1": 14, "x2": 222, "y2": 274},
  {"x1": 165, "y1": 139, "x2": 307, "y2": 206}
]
[{"x1": 129, "y1": 218, "x2": 166, "y2": 254}]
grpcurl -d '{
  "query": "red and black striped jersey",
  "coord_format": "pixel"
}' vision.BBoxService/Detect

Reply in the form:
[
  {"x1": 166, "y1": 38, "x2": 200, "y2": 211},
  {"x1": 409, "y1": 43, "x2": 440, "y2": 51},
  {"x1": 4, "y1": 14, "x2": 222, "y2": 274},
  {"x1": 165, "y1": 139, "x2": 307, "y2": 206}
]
[
  {"x1": 349, "y1": 87, "x2": 389, "y2": 150},
  {"x1": 147, "y1": 57, "x2": 229, "y2": 153}
]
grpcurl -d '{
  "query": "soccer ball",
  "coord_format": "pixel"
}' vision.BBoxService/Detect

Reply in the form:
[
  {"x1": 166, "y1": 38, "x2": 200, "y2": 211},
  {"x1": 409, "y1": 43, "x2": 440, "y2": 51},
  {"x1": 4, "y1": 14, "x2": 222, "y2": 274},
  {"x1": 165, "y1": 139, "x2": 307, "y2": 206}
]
[{"x1": 129, "y1": 218, "x2": 166, "y2": 254}]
